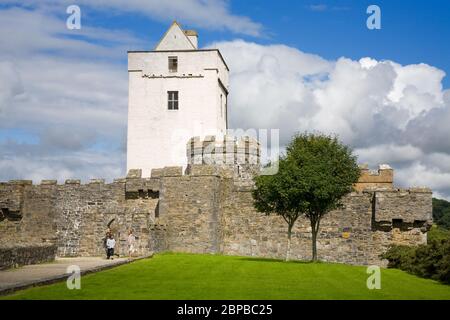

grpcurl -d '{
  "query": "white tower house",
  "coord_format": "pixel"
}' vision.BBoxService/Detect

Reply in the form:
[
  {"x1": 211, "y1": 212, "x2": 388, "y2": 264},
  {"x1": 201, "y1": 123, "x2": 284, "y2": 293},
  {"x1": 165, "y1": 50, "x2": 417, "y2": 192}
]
[{"x1": 127, "y1": 21, "x2": 229, "y2": 176}]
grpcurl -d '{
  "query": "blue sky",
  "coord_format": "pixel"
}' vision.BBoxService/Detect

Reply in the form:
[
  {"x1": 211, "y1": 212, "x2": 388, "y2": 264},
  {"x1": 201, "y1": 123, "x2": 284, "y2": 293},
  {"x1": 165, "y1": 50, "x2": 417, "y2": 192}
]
[
  {"x1": 4, "y1": 1, "x2": 447, "y2": 85},
  {"x1": 1, "y1": 0, "x2": 450, "y2": 199},
  {"x1": 13, "y1": 0, "x2": 448, "y2": 87}
]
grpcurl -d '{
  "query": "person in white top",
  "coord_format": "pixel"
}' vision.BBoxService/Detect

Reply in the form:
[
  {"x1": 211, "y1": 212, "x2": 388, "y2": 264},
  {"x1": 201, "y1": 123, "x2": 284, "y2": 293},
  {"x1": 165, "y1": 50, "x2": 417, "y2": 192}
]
[
  {"x1": 106, "y1": 234, "x2": 116, "y2": 260},
  {"x1": 127, "y1": 229, "x2": 136, "y2": 257}
]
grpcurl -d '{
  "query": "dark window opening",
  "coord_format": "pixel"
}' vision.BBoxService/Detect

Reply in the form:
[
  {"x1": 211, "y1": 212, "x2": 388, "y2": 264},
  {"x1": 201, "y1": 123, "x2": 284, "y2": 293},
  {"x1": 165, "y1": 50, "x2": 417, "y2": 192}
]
[
  {"x1": 392, "y1": 219, "x2": 403, "y2": 228},
  {"x1": 1, "y1": 208, "x2": 22, "y2": 221},
  {"x1": 168, "y1": 56, "x2": 178, "y2": 72},
  {"x1": 168, "y1": 91, "x2": 179, "y2": 110},
  {"x1": 148, "y1": 190, "x2": 159, "y2": 199}
]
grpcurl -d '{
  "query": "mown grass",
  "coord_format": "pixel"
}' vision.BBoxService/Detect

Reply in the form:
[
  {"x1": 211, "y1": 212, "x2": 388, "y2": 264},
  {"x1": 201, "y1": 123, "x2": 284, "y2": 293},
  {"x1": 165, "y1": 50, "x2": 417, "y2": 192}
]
[{"x1": 3, "y1": 252, "x2": 450, "y2": 300}]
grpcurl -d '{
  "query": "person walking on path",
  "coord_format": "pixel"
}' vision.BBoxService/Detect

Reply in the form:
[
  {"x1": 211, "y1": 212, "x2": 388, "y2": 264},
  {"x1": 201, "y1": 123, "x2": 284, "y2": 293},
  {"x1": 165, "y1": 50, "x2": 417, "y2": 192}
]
[
  {"x1": 106, "y1": 234, "x2": 116, "y2": 260},
  {"x1": 103, "y1": 229, "x2": 111, "y2": 257},
  {"x1": 127, "y1": 229, "x2": 136, "y2": 257}
]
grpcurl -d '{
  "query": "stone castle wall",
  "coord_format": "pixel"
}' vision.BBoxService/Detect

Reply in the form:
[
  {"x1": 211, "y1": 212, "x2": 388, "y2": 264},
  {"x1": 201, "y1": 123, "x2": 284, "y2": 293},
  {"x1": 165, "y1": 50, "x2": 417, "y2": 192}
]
[
  {"x1": 0, "y1": 177, "x2": 158, "y2": 260},
  {"x1": 0, "y1": 135, "x2": 433, "y2": 268},
  {"x1": 0, "y1": 164, "x2": 432, "y2": 267},
  {"x1": 221, "y1": 184, "x2": 430, "y2": 265},
  {"x1": 152, "y1": 165, "x2": 431, "y2": 266}
]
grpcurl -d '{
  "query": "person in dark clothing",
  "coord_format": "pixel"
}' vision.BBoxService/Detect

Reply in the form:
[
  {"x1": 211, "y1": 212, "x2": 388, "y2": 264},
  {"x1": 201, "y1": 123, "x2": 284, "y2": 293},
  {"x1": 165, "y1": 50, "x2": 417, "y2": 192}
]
[{"x1": 106, "y1": 234, "x2": 116, "y2": 260}]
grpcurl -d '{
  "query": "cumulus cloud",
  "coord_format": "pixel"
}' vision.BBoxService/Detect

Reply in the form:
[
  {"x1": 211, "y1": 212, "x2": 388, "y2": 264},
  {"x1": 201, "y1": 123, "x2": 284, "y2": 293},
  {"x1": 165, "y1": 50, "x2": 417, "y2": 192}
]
[
  {"x1": 209, "y1": 40, "x2": 450, "y2": 199},
  {"x1": 355, "y1": 144, "x2": 423, "y2": 165},
  {"x1": 0, "y1": 7, "x2": 131, "y2": 182},
  {"x1": 3, "y1": 0, "x2": 263, "y2": 37},
  {"x1": 0, "y1": 61, "x2": 24, "y2": 113},
  {"x1": 1, "y1": 5, "x2": 450, "y2": 201},
  {"x1": 0, "y1": 6, "x2": 143, "y2": 60},
  {"x1": 0, "y1": 142, "x2": 124, "y2": 183}
]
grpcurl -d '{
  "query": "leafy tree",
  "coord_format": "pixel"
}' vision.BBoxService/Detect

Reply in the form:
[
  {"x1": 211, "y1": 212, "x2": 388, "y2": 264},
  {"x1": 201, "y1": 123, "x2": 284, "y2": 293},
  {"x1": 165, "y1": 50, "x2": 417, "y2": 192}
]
[
  {"x1": 253, "y1": 133, "x2": 360, "y2": 261},
  {"x1": 253, "y1": 159, "x2": 307, "y2": 261},
  {"x1": 432, "y1": 198, "x2": 450, "y2": 230}
]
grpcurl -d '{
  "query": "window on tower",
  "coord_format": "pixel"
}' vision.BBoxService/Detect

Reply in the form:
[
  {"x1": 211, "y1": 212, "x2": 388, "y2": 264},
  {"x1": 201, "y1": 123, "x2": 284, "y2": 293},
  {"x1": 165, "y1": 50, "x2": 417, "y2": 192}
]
[
  {"x1": 168, "y1": 56, "x2": 178, "y2": 72},
  {"x1": 168, "y1": 91, "x2": 179, "y2": 110}
]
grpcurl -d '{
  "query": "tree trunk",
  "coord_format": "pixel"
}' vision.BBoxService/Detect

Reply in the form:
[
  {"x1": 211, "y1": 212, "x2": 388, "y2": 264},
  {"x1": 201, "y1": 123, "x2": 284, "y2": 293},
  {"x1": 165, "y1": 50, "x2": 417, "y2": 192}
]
[
  {"x1": 311, "y1": 228, "x2": 317, "y2": 261},
  {"x1": 286, "y1": 224, "x2": 293, "y2": 261},
  {"x1": 310, "y1": 217, "x2": 320, "y2": 262}
]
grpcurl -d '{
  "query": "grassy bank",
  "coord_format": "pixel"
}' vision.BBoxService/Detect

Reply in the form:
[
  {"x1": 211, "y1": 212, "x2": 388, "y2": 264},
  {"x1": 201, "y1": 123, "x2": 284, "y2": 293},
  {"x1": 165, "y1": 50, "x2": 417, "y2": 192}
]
[{"x1": 3, "y1": 252, "x2": 450, "y2": 300}]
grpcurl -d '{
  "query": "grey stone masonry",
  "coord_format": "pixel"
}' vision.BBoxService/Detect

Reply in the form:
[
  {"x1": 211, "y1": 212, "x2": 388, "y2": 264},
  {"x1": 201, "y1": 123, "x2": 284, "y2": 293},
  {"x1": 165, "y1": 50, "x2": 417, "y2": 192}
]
[
  {"x1": 0, "y1": 244, "x2": 57, "y2": 270},
  {"x1": 187, "y1": 135, "x2": 260, "y2": 182},
  {"x1": 0, "y1": 135, "x2": 433, "y2": 267}
]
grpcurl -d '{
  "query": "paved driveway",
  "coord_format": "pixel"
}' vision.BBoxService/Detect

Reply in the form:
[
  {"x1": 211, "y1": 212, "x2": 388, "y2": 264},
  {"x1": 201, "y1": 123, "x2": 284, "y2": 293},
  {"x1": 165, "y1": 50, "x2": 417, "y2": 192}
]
[{"x1": 0, "y1": 256, "x2": 137, "y2": 295}]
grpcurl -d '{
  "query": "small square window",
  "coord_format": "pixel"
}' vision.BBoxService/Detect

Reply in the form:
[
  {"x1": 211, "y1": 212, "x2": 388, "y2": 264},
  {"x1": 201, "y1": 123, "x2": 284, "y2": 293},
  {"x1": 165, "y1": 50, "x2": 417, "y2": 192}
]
[
  {"x1": 168, "y1": 91, "x2": 178, "y2": 110},
  {"x1": 169, "y1": 56, "x2": 178, "y2": 73}
]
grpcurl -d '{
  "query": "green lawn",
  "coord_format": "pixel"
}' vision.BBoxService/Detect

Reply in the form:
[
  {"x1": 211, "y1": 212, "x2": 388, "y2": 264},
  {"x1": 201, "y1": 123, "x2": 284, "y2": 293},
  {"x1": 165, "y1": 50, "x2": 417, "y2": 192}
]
[{"x1": 3, "y1": 252, "x2": 450, "y2": 300}]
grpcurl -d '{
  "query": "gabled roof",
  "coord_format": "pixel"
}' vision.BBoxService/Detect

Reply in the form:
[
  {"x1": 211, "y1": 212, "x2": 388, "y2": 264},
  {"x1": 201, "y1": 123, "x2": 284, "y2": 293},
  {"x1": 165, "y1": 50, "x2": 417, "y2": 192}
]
[{"x1": 154, "y1": 21, "x2": 197, "y2": 51}]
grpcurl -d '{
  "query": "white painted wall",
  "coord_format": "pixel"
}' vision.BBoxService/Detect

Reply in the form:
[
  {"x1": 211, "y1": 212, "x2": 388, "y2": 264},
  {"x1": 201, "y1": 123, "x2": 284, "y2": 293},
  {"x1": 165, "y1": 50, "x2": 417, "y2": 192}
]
[
  {"x1": 127, "y1": 50, "x2": 229, "y2": 176},
  {"x1": 186, "y1": 35, "x2": 198, "y2": 49},
  {"x1": 155, "y1": 23, "x2": 195, "y2": 51}
]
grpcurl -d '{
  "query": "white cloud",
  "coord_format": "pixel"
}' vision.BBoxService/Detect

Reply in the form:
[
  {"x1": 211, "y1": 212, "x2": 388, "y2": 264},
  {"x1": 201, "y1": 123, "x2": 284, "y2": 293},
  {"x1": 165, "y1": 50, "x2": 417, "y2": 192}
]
[
  {"x1": 0, "y1": 7, "x2": 144, "y2": 60},
  {"x1": 1, "y1": 5, "x2": 450, "y2": 201},
  {"x1": 209, "y1": 40, "x2": 331, "y2": 143},
  {"x1": 355, "y1": 144, "x2": 423, "y2": 165},
  {"x1": 0, "y1": 7, "x2": 129, "y2": 182},
  {"x1": 0, "y1": 146, "x2": 124, "y2": 183},
  {"x1": 0, "y1": 61, "x2": 24, "y2": 113},
  {"x1": 396, "y1": 162, "x2": 450, "y2": 191},
  {"x1": 209, "y1": 40, "x2": 450, "y2": 199},
  {"x1": 3, "y1": 0, "x2": 263, "y2": 37}
]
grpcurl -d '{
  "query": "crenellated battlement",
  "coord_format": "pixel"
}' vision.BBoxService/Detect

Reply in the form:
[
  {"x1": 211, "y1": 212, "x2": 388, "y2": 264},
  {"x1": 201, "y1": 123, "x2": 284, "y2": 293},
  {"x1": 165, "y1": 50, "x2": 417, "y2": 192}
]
[
  {"x1": 0, "y1": 160, "x2": 428, "y2": 203},
  {"x1": 187, "y1": 135, "x2": 260, "y2": 163},
  {"x1": 354, "y1": 163, "x2": 394, "y2": 192},
  {"x1": 187, "y1": 135, "x2": 260, "y2": 181},
  {"x1": 0, "y1": 162, "x2": 433, "y2": 267}
]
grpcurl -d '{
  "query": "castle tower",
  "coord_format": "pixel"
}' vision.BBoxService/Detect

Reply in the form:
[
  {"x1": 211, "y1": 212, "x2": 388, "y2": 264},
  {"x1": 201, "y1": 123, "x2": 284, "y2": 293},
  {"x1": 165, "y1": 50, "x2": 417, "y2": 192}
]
[
  {"x1": 127, "y1": 21, "x2": 229, "y2": 176},
  {"x1": 186, "y1": 135, "x2": 261, "y2": 182}
]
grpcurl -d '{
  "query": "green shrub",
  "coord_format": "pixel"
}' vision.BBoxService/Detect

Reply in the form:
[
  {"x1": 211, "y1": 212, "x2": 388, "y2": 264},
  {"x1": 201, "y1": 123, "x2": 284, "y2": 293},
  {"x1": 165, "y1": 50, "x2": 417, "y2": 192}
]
[
  {"x1": 382, "y1": 245, "x2": 416, "y2": 270},
  {"x1": 382, "y1": 231, "x2": 450, "y2": 285},
  {"x1": 432, "y1": 198, "x2": 450, "y2": 230},
  {"x1": 428, "y1": 225, "x2": 450, "y2": 242}
]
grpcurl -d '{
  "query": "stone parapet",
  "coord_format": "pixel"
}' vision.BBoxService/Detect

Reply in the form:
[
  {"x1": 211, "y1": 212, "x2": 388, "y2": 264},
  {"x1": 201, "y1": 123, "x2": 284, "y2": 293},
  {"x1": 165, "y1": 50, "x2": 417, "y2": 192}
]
[
  {"x1": 354, "y1": 164, "x2": 394, "y2": 192},
  {"x1": 162, "y1": 166, "x2": 183, "y2": 177},
  {"x1": 7, "y1": 180, "x2": 33, "y2": 185},
  {"x1": 374, "y1": 188, "x2": 433, "y2": 224},
  {"x1": 187, "y1": 135, "x2": 260, "y2": 166},
  {"x1": 185, "y1": 164, "x2": 234, "y2": 178},
  {"x1": 0, "y1": 244, "x2": 57, "y2": 270},
  {"x1": 187, "y1": 135, "x2": 260, "y2": 181}
]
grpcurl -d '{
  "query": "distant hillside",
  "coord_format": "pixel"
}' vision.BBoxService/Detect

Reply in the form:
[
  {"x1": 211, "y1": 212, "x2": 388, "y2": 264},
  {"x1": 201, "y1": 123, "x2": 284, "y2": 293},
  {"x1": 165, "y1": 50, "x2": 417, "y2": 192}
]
[{"x1": 432, "y1": 198, "x2": 450, "y2": 229}]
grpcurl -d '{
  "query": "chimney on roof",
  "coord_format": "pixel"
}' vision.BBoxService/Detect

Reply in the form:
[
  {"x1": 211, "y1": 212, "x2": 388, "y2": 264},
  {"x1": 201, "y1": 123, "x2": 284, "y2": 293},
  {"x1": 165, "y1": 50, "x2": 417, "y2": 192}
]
[{"x1": 184, "y1": 30, "x2": 198, "y2": 49}]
